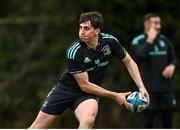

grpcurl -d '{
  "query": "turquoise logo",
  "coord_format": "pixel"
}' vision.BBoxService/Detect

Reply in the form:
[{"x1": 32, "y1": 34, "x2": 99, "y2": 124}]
[
  {"x1": 102, "y1": 45, "x2": 111, "y2": 55},
  {"x1": 84, "y1": 57, "x2": 91, "y2": 63}
]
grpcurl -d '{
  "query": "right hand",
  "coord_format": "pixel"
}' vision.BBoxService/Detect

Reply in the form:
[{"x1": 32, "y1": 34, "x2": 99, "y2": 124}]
[
  {"x1": 146, "y1": 24, "x2": 158, "y2": 44},
  {"x1": 114, "y1": 92, "x2": 131, "y2": 109}
]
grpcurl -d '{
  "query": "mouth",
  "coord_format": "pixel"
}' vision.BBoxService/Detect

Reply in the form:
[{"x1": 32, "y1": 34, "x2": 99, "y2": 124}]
[
  {"x1": 156, "y1": 28, "x2": 161, "y2": 33},
  {"x1": 80, "y1": 36, "x2": 87, "y2": 40}
]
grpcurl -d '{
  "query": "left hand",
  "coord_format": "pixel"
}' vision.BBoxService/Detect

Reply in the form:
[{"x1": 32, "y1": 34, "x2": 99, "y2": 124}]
[
  {"x1": 162, "y1": 64, "x2": 175, "y2": 78},
  {"x1": 139, "y1": 87, "x2": 150, "y2": 106}
]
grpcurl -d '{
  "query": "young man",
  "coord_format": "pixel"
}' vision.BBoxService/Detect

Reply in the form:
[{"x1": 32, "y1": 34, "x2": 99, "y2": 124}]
[
  {"x1": 131, "y1": 13, "x2": 177, "y2": 128},
  {"x1": 29, "y1": 11, "x2": 149, "y2": 128}
]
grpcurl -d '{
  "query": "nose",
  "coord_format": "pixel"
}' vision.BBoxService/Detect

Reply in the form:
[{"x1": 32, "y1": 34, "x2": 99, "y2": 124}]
[{"x1": 80, "y1": 28, "x2": 85, "y2": 36}]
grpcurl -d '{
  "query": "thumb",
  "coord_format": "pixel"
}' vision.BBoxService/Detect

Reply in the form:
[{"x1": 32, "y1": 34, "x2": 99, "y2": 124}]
[{"x1": 124, "y1": 91, "x2": 132, "y2": 96}]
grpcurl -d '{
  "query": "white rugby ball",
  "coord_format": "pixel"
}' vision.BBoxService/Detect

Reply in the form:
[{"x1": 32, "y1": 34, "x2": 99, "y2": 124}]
[{"x1": 126, "y1": 91, "x2": 147, "y2": 113}]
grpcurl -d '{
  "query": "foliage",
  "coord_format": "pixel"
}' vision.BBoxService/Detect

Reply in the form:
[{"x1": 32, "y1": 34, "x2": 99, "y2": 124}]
[{"x1": 0, "y1": 0, "x2": 179, "y2": 128}]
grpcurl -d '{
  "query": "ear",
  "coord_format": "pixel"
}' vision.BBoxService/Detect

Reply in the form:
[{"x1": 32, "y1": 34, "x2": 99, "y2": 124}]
[{"x1": 95, "y1": 28, "x2": 100, "y2": 35}]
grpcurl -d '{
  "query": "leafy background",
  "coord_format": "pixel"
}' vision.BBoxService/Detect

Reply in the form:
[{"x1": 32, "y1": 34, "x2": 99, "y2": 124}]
[{"x1": 0, "y1": 0, "x2": 179, "y2": 128}]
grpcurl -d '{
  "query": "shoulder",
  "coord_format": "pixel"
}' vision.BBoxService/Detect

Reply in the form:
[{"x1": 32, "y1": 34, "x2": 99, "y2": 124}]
[
  {"x1": 100, "y1": 33, "x2": 119, "y2": 43},
  {"x1": 159, "y1": 34, "x2": 169, "y2": 41},
  {"x1": 66, "y1": 39, "x2": 82, "y2": 60},
  {"x1": 159, "y1": 34, "x2": 172, "y2": 44},
  {"x1": 131, "y1": 33, "x2": 145, "y2": 45}
]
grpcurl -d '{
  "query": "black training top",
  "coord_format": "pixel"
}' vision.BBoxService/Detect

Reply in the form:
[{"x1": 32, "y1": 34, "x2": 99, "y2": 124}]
[
  {"x1": 59, "y1": 33, "x2": 126, "y2": 91},
  {"x1": 131, "y1": 33, "x2": 177, "y2": 93}
]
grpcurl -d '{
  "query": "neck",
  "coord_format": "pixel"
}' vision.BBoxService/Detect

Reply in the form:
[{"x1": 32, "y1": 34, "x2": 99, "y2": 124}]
[{"x1": 86, "y1": 35, "x2": 99, "y2": 49}]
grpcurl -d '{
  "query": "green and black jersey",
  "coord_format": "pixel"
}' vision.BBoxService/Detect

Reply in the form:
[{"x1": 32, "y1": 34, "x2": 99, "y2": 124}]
[{"x1": 59, "y1": 33, "x2": 126, "y2": 91}]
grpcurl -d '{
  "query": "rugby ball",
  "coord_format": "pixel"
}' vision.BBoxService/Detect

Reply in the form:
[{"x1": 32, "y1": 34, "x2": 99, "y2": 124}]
[{"x1": 126, "y1": 91, "x2": 147, "y2": 113}]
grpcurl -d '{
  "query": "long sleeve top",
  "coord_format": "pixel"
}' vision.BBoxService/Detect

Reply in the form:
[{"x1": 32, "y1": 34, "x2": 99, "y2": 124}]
[{"x1": 131, "y1": 33, "x2": 177, "y2": 93}]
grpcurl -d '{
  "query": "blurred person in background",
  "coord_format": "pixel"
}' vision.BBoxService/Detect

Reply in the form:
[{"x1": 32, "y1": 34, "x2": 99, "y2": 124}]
[
  {"x1": 131, "y1": 13, "x2": 177, "y2": 128},
  {"x1": 29, "y1": 11, "x2": 149, "y2": 129}
]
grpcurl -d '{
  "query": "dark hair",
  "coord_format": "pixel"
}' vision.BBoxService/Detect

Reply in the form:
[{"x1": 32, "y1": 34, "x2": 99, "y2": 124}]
[
  {"x1": 144, "y1": 13, "x2": 159, "y2": 22},
  {"x1": 79, "y1": 11, "x2": 103, "y2": 31}
]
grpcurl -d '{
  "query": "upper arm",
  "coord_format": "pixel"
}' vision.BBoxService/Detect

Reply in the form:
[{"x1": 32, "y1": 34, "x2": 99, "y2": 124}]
[
  {"x1": 167, "y1": 40, "x2": 177, "y2": 65},
  {"x1": 109, "y1": 37, "x2": 126, "y2": 60},
  {"x1": 66, "y1": 43, "x2": 86, "y2": 74},
  {"x1": 122, "y1": 52, "x2": 138, "y2": 70},
  {"x1": 122, "y1": 52, "x2": 132, "y2": 65}
]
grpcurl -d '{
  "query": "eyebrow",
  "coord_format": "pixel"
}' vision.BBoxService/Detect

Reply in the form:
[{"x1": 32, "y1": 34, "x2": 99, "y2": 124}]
[{"x1": 80, "y1": 24, "x2": 92, "y2": 28}]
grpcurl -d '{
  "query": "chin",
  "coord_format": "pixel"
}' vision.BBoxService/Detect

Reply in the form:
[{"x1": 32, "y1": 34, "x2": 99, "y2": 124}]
[
  {"x1": 80, "y1": 38, "x2": 85, "y2": 42},
  {"x1": 80, "y1": 38, "x2": 88, "y2": 42}
]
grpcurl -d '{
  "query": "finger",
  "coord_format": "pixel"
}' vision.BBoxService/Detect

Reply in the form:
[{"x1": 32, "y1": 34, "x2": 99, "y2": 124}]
[
  {"x1": 145, "y1": 94, "x2": 150, "y2": 106},
  {"x1": 151, "y1": 23, "x2": 156, "y2": 29},
  {"x1": 140, "y1": 91, "x2": 145, "y2": 99},
  {"x1": 169, "y1": 73, "x2": 173, "y2": 78},
  {"x1": 124, "y1": 101, "x2": 130, "y2": 110},
  {"x1": 162, "y1": 71, "x2": 168, "y2": 78},
  {"x1": 141, "y1": 92, "x2": 149, "y2": 105}
]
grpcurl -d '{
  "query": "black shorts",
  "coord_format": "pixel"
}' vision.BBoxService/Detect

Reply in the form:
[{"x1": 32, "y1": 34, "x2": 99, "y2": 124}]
[
  {"x1": 40, "y1": 83, "x2": 100, "y2": 115},
  {"x1": 149, "y1": 93, "x2": 176, "y2": 110}
]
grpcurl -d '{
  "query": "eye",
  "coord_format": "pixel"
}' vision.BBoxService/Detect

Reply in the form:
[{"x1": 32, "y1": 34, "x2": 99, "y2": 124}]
[{"x1": 84, "y1": 26, "x2": 91, "y2": 31}]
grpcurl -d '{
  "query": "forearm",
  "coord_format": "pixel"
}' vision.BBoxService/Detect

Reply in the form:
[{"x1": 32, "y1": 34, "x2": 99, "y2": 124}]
[
  {"x1": 128, "y1": 61, "x2": 144, "y2": 89},
  {"x1": 123, "y1": 53, "x2": 150, "y2": 103},
  {"x1": 74, "y1": 72, "x2": 118, "y2": 100},
  {"x1": 123, "y1": 54, "x2": 145, "y2": 90},
  {"x1": 80, "y1": 82, "x2": 117, "y2": 100}
]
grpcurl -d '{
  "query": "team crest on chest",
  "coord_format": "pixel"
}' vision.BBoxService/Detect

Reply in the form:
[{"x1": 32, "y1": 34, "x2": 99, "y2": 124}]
[
  {"x1": 102, "y1": 45, "x2": 111, "y2": 55},
  {"x1": 159, "y1": 40, "x2": 165, "y2": 47}
]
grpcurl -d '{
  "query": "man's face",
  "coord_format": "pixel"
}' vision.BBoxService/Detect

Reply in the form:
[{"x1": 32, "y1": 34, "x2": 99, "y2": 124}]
[
  {"x1": 79, "y1": 20, "x2": 99, "y2": 43},
  {"x1": 145, "y1": 17, "x2": 161, "y2": 33}
]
